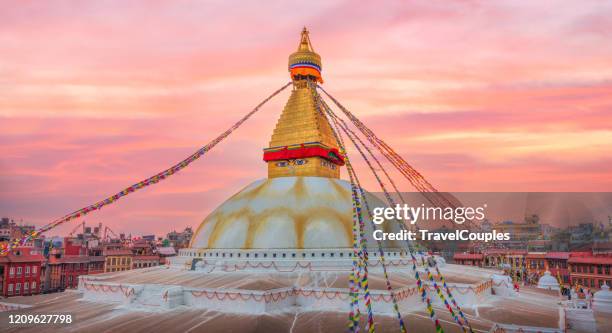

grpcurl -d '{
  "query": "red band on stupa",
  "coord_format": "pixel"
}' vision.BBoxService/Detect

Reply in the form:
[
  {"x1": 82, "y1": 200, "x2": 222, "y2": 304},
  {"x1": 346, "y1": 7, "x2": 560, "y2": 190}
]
[{"x1": 263, "y1": 143, "x2": 344, "y2": 166}]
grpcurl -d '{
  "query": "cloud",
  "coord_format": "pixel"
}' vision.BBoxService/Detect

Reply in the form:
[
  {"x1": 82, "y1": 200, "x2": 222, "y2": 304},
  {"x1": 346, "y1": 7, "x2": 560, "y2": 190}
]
[{"x1": 1, "y1": 1, "x2": 611, "y2": 234}]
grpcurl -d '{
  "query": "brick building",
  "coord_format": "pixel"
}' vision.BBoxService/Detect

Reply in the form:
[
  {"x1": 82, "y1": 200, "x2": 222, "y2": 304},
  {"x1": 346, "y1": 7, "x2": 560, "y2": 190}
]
[
  {"x1": 569, "y1": 254, "x2": 612, "y2": 289},
  {"x1": 0, "y1": 247, "x2": 43, "y2": 297},
  {"x1": 60, "y1": 256, "x2": 90, "y2": 289}
]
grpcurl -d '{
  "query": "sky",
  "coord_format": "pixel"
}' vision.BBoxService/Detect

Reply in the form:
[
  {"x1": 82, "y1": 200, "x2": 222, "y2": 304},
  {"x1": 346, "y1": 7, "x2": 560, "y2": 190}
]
[{"x1": 1, "y1": 1, "x2": 611, "y2": 236}]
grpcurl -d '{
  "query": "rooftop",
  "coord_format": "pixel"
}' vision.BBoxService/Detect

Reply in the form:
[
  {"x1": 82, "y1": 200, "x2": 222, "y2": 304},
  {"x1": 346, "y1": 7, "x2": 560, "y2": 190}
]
[
  {"x1": 453, "y1": 253, "x2": 484, "y2": 260},
  {"x1": 103, "y1": 249, "x2": 132, "y2": 256},
  {"x1": 568, "y1": 256, "x2": 612, "y2": 264}
]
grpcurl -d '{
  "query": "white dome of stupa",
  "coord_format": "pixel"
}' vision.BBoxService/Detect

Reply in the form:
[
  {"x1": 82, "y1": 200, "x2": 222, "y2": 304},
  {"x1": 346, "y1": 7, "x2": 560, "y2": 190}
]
[
  {"x1": 537, "y1": 271, "x2": 560, "y2": 291},
  {"x1": 190, "y1": 176, "x2": 405, "y2": 249},
  {"x1": 593, "y1": 283, "x2": 612, "y2": 313}
]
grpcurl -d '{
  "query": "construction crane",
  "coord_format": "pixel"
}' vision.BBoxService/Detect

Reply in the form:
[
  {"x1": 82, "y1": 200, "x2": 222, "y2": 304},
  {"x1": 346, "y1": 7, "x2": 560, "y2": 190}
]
[
  {"x1": 103, "y1": 225, "x2": 118, "y2": 241},
  {"x1": 68, "y1": 221, "x2": 85, "y2": 237}
]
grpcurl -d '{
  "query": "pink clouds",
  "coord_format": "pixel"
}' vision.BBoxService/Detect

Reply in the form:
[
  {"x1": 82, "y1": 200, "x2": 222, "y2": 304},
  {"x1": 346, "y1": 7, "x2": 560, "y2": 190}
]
[{"x1": 1, "y1": 1, "x2": 612, "y2": 236}]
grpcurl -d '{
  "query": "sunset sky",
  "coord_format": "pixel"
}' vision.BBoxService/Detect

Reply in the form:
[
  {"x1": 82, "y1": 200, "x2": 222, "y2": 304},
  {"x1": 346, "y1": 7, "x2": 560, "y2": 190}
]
[{"x1": 1, "y1": 1, "x2": 611, "y2": 236}]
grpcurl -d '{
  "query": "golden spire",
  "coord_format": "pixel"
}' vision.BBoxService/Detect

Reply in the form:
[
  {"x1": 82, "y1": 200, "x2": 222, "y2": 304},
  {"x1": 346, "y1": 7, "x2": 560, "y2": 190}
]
[
  {"x1": 263, "y1": 28, "x2": 342, "y2": 179},
  {"x1": 298, "y1": 27, "x2": 314, "y2": 52}
]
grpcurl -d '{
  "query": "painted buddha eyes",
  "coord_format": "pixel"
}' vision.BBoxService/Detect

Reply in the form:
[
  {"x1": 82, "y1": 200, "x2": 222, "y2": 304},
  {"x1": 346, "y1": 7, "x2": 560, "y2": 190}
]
[
  {"x1": 275, "y1": 159, "x2": 308, "y2": 167},
  {"x1": 320, "y1": 160, "x2": 337, "y2": 170}
]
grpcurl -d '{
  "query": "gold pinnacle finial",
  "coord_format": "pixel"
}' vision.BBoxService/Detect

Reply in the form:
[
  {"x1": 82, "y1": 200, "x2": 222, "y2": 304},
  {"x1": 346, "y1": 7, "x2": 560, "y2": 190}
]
[
  {"x1": 289, "y1": 27, "x2": 323, "y2": 83},
  {"x1": 298, "y1": 26, "x2": 314, "y2": 52}
]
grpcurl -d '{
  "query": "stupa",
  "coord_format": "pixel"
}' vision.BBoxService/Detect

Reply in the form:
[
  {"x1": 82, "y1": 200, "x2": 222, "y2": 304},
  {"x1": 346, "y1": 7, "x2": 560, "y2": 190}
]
[
  {"x1": 75, "y1": 28, "x2": 496, "y2": 318},
  {"x1": 537, "y1": 271, "x2": 560, "y2": 291},
  {"x1": 6, "y1": 28, "x2": 589, "y2": 333},
  {"x1": 593, "y1": 284, "x2": 612, "y2": 313}
]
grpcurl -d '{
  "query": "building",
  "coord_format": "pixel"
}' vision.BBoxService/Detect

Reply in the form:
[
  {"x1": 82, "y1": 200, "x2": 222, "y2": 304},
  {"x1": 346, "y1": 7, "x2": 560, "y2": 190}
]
[
  {"x1": 546, "y1": 252, "x2": 571, "y2": 285},
  {"x1": 60, "y1": 256, "x2": 90, "y2": 289},
  {"x1": 44, "y1": 250, "x2": 63, "y2": 292},
  {"x1": 132, "y1": 255, "x2": 160, "y2": 269},
  {"x1": 453, "y1": 253, "x2": 484, "y2": 267},
  {"x1": 103, "y1": 249, "x2": 132, "y2": 272},
  {"x1": 157, "y1": 246, "x2": 176, "y2": 264},
  {"x1": 166, "y1": 227, "x2": 193, "y2": 249},
  {"x1": 569, "y1": 254, "x2": 612, "y2": 289},
  {"x1": 0, "y1": 217, "x2": 12, "y2": 241},
  {"x1": 131, "y1": 238, "x2": 156, "y2": 256},
  {"x1": 0, "y1": 247, "x2": 43, "y2": 297},
  {"x1": 525, "y1": 252, "x2": 547, "y2": 272},
  {"x1": 87, "y1": 244, "x2": 105, "y2": 275},
  {"x1": 482, "y1": 249, "x2": 527, "y2": 268},
  {"x1": 493, "y1": 216, "x2": 542, "y2": 248},
  {"x1": 569, "y1": 223, "x2": 594, "y2": 245},
  {"x1": 88, "y1": 256, "x2": 105, "y2": 275}
]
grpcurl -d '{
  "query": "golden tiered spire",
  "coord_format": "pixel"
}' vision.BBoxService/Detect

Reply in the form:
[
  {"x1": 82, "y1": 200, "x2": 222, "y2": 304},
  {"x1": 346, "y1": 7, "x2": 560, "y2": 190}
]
[{"x1": 263, "y1": 28, "x2": 343, "y2": 178}]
